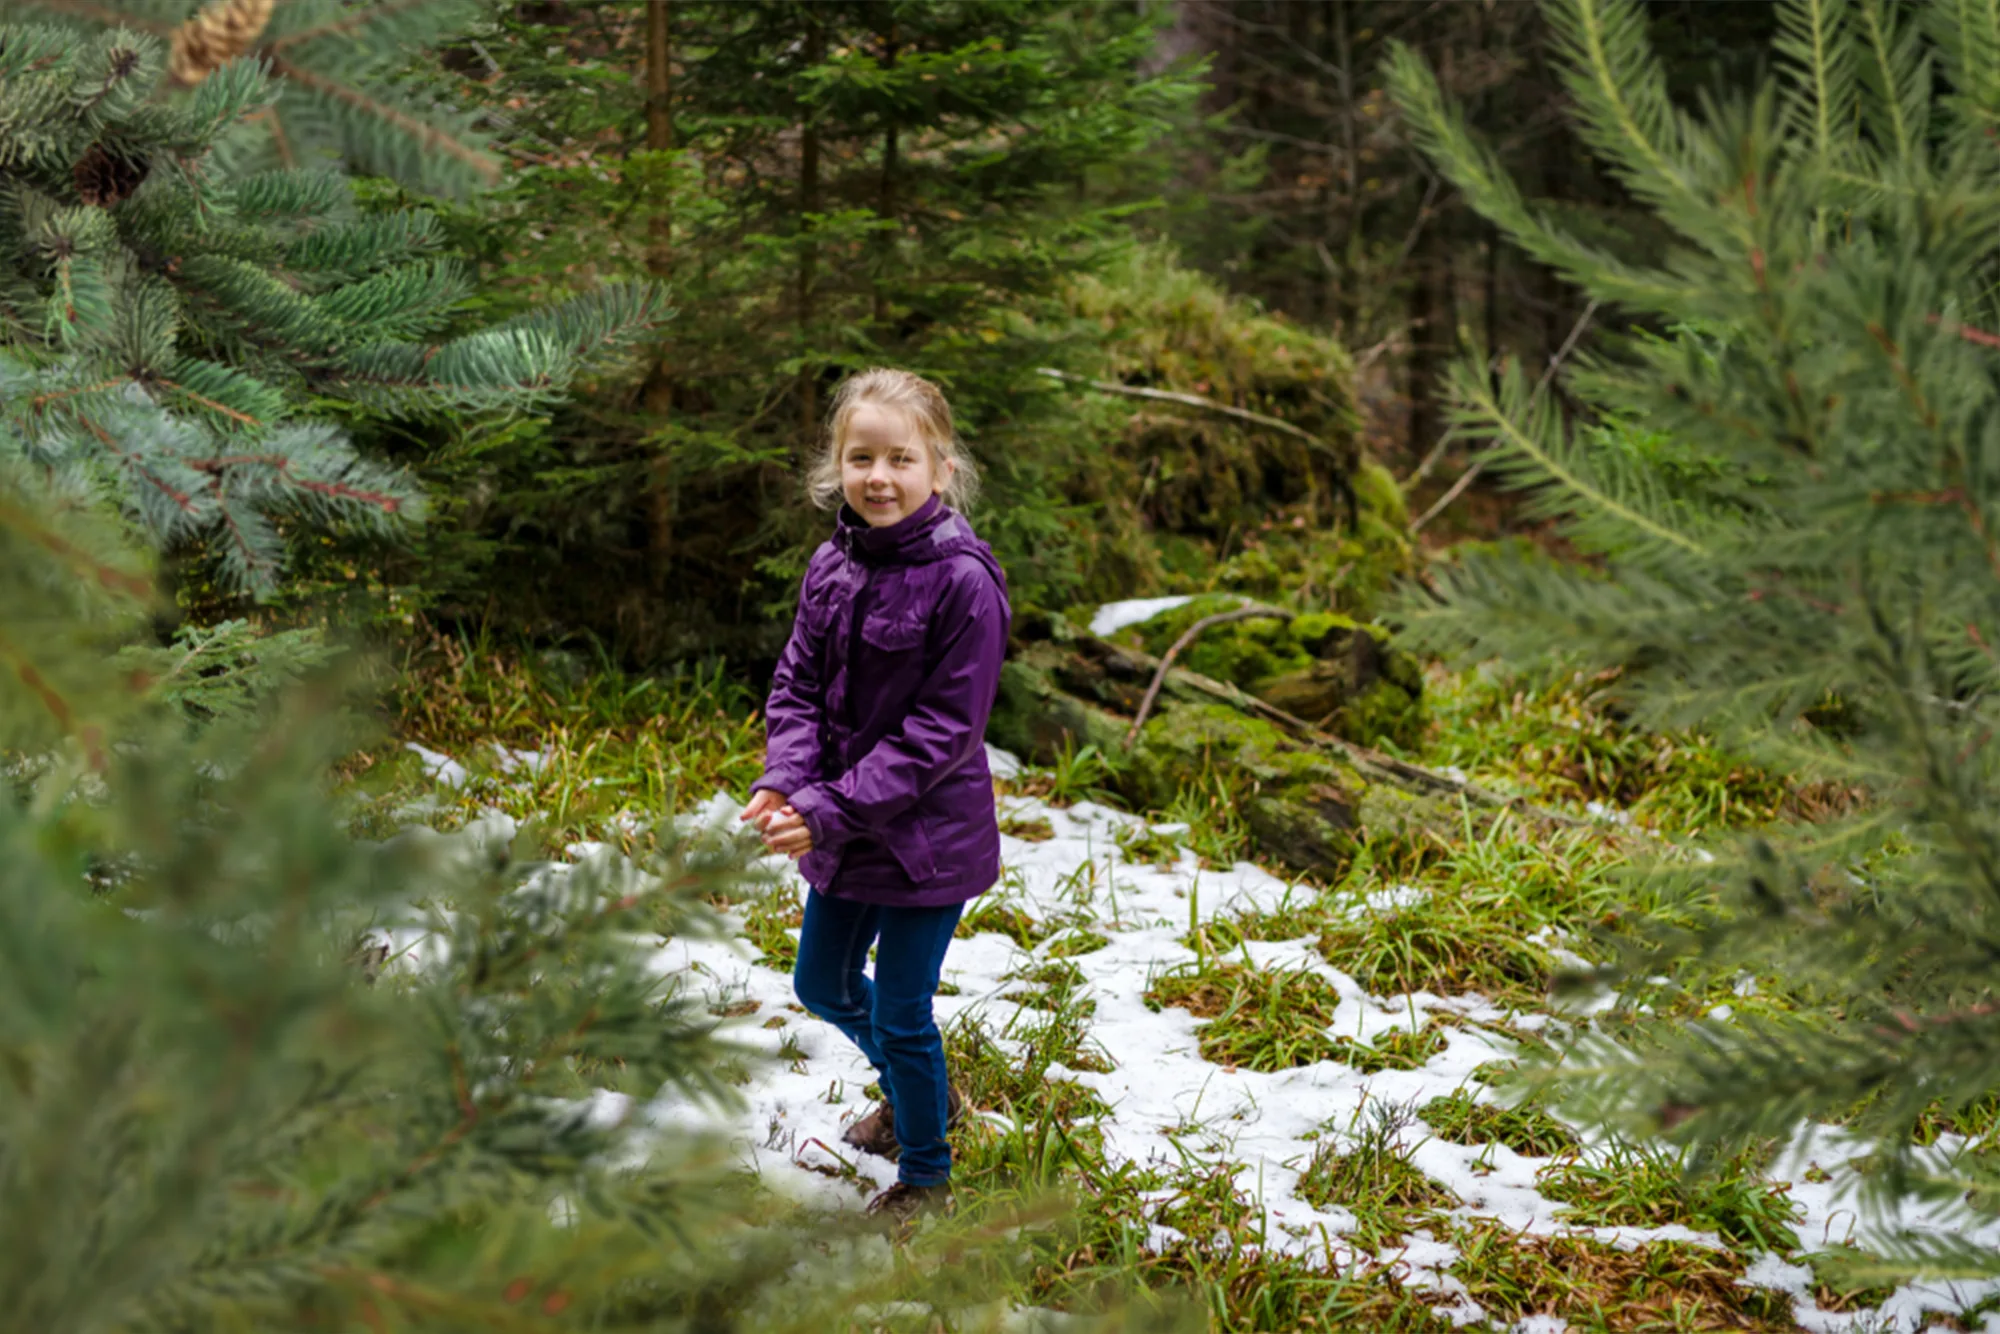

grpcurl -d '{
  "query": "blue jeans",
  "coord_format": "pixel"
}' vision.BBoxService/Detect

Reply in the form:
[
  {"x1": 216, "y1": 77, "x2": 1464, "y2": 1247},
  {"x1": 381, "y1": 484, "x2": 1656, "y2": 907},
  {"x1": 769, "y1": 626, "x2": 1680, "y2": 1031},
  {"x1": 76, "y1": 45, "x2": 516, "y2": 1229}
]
[{"x1": 792, "y1": 889, "x2": 964, "y2": 1186}]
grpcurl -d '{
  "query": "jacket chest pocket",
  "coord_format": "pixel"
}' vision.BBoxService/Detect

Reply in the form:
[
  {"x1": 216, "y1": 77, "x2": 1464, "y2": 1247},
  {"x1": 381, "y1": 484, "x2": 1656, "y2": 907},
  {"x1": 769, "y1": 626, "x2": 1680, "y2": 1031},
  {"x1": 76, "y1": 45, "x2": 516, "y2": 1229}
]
[{"x1": 859, "y1": 609, "x2": 928, "y2": 656}]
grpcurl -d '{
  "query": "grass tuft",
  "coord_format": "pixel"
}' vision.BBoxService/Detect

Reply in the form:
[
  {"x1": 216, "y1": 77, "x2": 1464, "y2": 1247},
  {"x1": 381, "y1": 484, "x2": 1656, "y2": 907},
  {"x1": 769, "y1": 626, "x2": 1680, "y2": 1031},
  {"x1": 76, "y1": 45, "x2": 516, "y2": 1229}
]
[
  {"x1": 1295, "y1": 1110, "x2": 1459, "y2": 1252},
  {"x1": 1145, "y1": 961, "x2": 1344, "y2": 1072},
  {"x1": 347, "y1": 628, "x2": 766, "y2": 848},
  {"x1": 1045, "y1": 928, "x2": 1111, "y2": 959},
  {"x1": 958, "y1": 895, "x2": 1048, "y2": 948},
  {"x1": 737, "y1": 891, "x2": 802, "y2": 973},
  {"x1": 1420, "y1": 1091, "x2": 1578, "y2": 1158},
  {"x1": 1336, "y1": 1023, "x2": 1450, "y2": 1074},
  {"x1": 1446, "y1": 1223, "x2": 1796, "y2": 1332},
  {"x1": 1414, "y1": 665, "x2": 1862, "y2": 835},
  {"x1": 1000, "y1": 813, "x2": 1056, "y2": 842},
  {"x1": 1534, "y1": 1145, "x2": 1803, "y2": 1251}
]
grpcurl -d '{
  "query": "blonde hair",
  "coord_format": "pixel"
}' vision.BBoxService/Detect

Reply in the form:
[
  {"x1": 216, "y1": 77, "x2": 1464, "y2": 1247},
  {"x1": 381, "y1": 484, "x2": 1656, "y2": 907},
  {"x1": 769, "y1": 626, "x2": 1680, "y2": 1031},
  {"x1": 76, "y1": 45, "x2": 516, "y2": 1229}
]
[{"x1": 807, "y1": 368, "x2": 981, "y2": 512}]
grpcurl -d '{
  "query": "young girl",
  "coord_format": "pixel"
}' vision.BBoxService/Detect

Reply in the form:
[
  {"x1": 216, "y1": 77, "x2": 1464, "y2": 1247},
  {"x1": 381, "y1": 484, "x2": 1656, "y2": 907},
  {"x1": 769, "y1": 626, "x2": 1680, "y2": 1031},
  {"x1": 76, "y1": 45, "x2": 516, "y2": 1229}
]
[{"x1": 740, "y1": 368, "x2": 1011, "y2": 1224}]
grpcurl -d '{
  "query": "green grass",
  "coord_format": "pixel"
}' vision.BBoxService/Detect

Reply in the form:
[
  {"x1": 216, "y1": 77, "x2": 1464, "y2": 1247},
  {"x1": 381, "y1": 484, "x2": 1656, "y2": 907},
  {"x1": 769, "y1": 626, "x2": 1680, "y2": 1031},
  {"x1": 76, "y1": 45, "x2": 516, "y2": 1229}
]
[
  {"x1": 1335, "y1": 1023, "x2": 1449, "y2": 1074},
  {"x1": 1421, "y1": 1091, "x2": 1579, "y2": 1158},
  {"x1": 1045, "y1": 928, "x2": 1111, "y2": 959},
  {"x1": 1445, "y1": 1223, "x2": 1796, "y2": 1332},
  {"x1": 1151, "y1": 768, "x2": 1255, "y2": 869},
  {"x1": 340, "y1": 628, "x2": 765, "y2": 848},
  {"x1": 999, "y1": 813, "x2": 1057, "y2": 842},
  {"x1": 1413, "y1": 664, "x2": 1837, "y2": 835},
  {"x1": 1317, "y1": 815, "x2": 1631, "y2": 1004},
  {"x1": 359, "y1": 645, "x2": 1923, "y2": 1333},
  {"x1": 957, "y1": 893, "x2": 1049, "y2": 949},
  {"x1": 1294, "y1": 1109, "x2": 1460, "y2": 1252},
  {"x1": 738, "y1": 890, "x2": 803, "y2": 973},
  {"x1": 1187, "y1": 888, "x2": 1327, "y2": 952},
  {"x1": 1800, "y1": 1246, "x2": 1900, "y2": 1313},
  {"x1": 1001, "y1": 957, "x2": 1098, "y2": 1016},
  {"x1": 1145, "y1": 960, "x2": 1346, "y2": 1071},
  {"x1": 1115, "y1": 821, "x2": 1189, "y2": 868},
  {"x1": 1534, "y1": 1145, "x2": 1804, "y2": 1251},
  {"x1": 1007, "y1": 739, "x2": 1124, "y2": 808}
]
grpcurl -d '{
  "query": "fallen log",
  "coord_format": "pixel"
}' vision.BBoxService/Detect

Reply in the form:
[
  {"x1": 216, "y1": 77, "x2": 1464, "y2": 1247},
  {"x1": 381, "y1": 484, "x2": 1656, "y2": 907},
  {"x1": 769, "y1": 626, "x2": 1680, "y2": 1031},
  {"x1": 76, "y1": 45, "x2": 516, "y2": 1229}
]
[{"x1": 988, "y1": 609, "x2": 1580, "y2": 878}]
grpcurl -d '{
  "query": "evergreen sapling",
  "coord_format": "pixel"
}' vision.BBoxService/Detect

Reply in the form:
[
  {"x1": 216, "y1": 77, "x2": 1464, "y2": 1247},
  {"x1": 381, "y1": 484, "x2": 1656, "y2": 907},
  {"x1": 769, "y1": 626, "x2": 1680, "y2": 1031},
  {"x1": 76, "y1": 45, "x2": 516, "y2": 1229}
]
[{"x1": 1390, "y1": 0, "x2": 2000, "y2": 1282}]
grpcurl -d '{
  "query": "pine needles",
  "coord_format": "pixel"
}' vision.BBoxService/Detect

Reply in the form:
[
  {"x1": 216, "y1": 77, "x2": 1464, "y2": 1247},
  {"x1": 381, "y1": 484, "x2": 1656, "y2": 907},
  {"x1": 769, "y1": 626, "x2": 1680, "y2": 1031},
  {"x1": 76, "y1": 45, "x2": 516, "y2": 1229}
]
[{"x1": 1389, "y1": 0, "x2": 2000, "y2": 1287}]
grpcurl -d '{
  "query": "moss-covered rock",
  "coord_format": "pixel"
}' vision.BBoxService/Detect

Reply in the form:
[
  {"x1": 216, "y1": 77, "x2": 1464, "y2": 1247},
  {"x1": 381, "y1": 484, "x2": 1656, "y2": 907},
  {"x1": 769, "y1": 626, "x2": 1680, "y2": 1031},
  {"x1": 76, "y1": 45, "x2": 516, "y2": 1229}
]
[
  {"x1": 1124, "y1": 702, "x2": 1456, "y2": 878},
  {"x1": 1127, "y1": 704, "x2": 1362, "y2": 876},
  {"x1": 1112, "y1": 595, "x2": 1425, "y2": 750},
  {"x1": 987, "y1": 654, "x2": 1134, "y2": 767},
  {"x1": 985, "y1": 610, "x2": 1455, "y2": 876},
  {"x1": 1051, "y1": 246, "x2": 1416, "y2": 616}
]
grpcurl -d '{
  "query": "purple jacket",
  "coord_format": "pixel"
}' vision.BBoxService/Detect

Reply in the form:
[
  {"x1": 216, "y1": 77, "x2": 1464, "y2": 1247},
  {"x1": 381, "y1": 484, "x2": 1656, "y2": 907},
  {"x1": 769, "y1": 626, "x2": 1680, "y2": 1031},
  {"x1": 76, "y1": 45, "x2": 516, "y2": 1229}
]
[{"x1": 753, "y1": 496, "x2": 1012, "y2": 906}]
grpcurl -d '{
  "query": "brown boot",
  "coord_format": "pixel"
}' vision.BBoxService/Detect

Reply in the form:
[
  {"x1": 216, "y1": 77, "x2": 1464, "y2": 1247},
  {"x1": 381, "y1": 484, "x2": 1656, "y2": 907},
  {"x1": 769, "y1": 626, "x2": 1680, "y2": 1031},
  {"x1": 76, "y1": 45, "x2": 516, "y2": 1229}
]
[
  {"x1": 841, "y1": 1099, "x2": 899, "y2": 1159},
  {"x1": 866, "y1": 1179, "x2": 954, "y2": 1229},
  {"x1": 839, "y1": 1088, "x2": 966, "y2": 1163}
]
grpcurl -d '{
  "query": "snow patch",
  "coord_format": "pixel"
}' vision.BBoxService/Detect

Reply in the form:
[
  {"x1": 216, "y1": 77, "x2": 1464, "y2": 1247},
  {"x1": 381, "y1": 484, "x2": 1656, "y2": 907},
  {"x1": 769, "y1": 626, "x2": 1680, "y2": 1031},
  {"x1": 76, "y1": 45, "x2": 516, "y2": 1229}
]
[
  {"x1": 1089, "y1": 595, "x2": 1196, "y2": 637},
  {"x1": 404, "y1": 742, "x2": 470, "y2": 788},
  {"x1": 387, "y1": 740, "x2": 2000, "y2": 1330}
]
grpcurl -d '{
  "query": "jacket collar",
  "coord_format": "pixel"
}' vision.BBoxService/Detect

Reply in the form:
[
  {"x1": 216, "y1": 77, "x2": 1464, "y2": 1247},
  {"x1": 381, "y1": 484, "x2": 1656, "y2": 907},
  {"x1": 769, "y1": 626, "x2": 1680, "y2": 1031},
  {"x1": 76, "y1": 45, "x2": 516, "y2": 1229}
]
[{"x1": 834, "y1": 494, "x2": 966, "y2": 566}]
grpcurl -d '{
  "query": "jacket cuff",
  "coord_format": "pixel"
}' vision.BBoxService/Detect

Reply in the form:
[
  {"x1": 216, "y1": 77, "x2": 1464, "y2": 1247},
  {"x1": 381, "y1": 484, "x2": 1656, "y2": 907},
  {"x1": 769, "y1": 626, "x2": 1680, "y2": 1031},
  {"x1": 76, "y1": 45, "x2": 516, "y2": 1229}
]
[
  {"x1": 785, "y1": 783, "x2": 845, "y2": 852},
  {"x1": 751, "y1": 772, "x2": 807, "y2": 798}
]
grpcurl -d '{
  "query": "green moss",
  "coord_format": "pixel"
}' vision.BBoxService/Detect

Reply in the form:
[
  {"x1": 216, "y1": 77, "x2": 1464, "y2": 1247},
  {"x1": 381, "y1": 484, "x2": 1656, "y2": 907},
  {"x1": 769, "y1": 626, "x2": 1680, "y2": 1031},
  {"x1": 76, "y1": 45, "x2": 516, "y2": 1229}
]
[
  {"x1": 1131, "y1": 703, "x2": 1367, "y2": 876},
  {"x1": 986, "y1": 655, "x2": 1133, "y2": 767},
  {"x1": 1352, "y1": 459, "x2": 1409, "y2": 529},
  {"x1": 1122, "y1": 593, "x2": 1302, "y2": 681},
  {"x1": 1120, "y1": 598, "x2": 1425, "y2": 750},
  {"x1": 1341, "y1": 676, "x2": 1427, "y2": 752}
]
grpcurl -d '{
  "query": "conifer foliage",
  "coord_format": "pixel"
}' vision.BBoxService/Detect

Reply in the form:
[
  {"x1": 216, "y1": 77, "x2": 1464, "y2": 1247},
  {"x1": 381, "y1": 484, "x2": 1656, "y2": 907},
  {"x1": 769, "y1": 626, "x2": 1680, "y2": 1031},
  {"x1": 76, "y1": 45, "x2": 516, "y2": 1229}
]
[
  {"x1": 10, "y1": 0, "x2": 503, "y2": 193},
  {"x1": 0, "y1": 6, "x2": 664, "y2": 604},
  {"x1": 1391, "y1": 0, "x2": 2000, "y2": 1279}
]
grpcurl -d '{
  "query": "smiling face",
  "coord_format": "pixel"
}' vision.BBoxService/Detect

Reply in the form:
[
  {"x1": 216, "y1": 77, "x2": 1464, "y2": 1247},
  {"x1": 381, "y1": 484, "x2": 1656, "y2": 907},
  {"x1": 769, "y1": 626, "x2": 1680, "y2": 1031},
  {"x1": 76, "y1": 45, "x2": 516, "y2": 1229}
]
[{"x1": 839, "y1": 400, "x2": 955, "y2": 527}]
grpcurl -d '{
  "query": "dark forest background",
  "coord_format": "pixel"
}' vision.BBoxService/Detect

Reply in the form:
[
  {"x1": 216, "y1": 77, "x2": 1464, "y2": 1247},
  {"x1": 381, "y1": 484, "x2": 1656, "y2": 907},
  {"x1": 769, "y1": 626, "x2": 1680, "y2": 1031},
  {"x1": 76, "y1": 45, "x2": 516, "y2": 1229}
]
[{"x1": 200, "y1": 0, "x2": 1782, "y2": 674}]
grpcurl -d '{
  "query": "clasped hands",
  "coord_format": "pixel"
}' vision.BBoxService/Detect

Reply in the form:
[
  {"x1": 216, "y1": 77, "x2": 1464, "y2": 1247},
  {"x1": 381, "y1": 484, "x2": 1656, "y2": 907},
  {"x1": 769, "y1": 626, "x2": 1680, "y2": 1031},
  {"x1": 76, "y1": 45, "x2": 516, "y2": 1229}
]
[{"x1": 742, "y1": 789, "x2": 814, "y2": 858}]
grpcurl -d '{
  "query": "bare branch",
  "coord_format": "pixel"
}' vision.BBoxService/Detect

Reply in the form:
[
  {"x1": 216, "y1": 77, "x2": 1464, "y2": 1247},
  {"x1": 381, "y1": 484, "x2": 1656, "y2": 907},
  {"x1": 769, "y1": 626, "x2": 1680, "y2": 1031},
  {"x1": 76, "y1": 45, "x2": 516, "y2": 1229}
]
[{"x1": 1033, "y1": 367, "x2": 1348, "y2": 466}]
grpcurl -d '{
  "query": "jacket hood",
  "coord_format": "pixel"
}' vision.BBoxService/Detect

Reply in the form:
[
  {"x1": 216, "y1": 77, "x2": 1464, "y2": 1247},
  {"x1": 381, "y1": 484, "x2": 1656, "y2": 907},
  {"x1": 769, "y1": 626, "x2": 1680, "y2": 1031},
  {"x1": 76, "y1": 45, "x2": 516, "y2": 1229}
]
[{"x1": 835, "y1": 496, "x2": 1007, "y2": 593}]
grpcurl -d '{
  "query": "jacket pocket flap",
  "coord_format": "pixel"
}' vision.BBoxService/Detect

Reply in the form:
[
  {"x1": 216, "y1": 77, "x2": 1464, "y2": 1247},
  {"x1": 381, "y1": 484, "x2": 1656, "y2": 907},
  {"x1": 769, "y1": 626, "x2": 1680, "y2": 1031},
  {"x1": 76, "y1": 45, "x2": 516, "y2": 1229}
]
[{"x1": 860, "y1": 612, "x2": 927, "y2": 652}]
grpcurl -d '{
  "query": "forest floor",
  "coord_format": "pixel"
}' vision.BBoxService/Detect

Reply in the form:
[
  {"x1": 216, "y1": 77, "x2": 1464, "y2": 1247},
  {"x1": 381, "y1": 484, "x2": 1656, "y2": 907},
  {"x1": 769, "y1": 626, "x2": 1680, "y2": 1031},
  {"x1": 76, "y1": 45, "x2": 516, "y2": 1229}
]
[{"x1": 341, "y1": 620, "x2": 2000, "y2": 1334}]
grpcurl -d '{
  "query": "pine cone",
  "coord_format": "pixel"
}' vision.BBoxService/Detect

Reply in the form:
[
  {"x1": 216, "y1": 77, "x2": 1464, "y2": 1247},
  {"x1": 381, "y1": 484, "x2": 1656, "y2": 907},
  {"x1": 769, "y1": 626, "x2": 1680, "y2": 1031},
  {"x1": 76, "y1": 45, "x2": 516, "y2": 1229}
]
[
  {"x1": 73, "y1": 143, "x2": 147, "y2": 207},
  {"x1": 168, "y1": 0, "x2": 277, "y2": 88}
]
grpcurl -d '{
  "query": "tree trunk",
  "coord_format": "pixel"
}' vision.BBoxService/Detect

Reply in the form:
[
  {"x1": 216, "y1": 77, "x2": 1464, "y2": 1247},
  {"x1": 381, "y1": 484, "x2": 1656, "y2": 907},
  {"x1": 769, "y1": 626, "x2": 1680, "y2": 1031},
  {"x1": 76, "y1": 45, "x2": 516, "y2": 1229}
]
[
  {"x1": 874, "y1": 18, "x2": 899, "y2": 331},
  {"x1": 1404, "y1": 219, "x2": 1440, "y2": 461},
  {"x1": 642, "y1": 0, "x2": 675, "y2": 586},
  {"x1": 797, "y1": 10, "x2": 823, "y2": 450}
]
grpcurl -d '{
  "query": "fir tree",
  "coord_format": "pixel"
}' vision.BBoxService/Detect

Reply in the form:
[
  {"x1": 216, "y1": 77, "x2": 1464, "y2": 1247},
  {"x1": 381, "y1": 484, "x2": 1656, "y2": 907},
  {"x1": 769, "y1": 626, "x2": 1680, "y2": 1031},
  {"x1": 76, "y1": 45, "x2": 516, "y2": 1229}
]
[
  {"x1": 1390, "y1": 0, "x2": 2000, "y2": 1281},
  {"x1": 434, "y1": 1, "x2": 1200, "y2": 656},
  {"x1": 0, "y1": 5, "x2": 665, "y2": 737},
  {"x1": 5, "y1": 0, "x2": 504, "y2": 194}
]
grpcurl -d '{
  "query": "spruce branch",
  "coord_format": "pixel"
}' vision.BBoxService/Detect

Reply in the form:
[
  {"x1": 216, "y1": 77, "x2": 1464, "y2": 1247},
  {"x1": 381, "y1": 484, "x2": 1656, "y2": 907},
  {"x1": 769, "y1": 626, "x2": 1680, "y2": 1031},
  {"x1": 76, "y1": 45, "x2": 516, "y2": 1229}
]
[
  {"x1": 19, "y1": 1, "x2": 170, "y2": 37},
  {"x1": 1444, "y1": 354, "x2": 1709, "y2": 558},
  {"x1": 1776, "y1": 0, "x2": 1857, "y2": 159},
  {"x1": 265, "y1": 0, "x2": 433, "y2": 55},
  {"x1": 1383, "y1": 40, "x2": 1691, "y2": 313},
  {"x1": 0, "y1": 490, "x2": 150, "y2": 597},
  {"x1": 1547, "y1": 0, "x2": 1716, "y2": 225},
  {"x1": 0, "y1": 626, "x2": 105, "y2": 766},
  {"x1": 263, "y1": 54, "x2": 502, "y2": 189}
]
